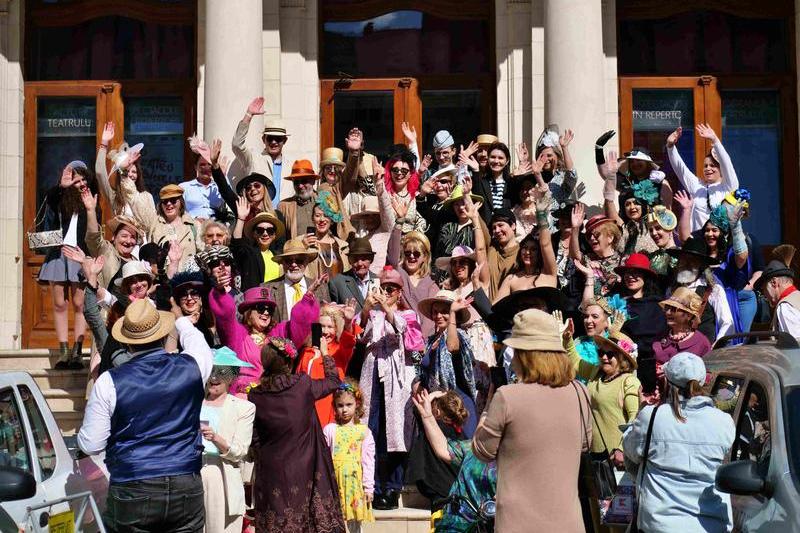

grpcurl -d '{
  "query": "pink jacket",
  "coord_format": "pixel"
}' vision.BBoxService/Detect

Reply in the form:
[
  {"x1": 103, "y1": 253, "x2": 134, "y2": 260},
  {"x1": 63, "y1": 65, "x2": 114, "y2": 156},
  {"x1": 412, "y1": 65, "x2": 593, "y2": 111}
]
[{"x1": 210, "y1": 288, "x2": 320, "y2": 394}]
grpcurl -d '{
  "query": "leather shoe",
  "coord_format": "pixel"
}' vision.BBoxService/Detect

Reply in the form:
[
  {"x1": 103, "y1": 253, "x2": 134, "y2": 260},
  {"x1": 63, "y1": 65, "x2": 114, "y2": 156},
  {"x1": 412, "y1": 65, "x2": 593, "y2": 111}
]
[{"x1": 372, "y1": 493, "x2": 391, "y2": 510}]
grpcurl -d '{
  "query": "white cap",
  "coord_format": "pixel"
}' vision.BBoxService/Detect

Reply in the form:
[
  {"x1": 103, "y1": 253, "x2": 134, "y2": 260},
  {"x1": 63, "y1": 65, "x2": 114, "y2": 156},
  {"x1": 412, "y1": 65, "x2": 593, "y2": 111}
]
[{"x1": 663, "y1": 352, "x2": 707, "y2": 387}]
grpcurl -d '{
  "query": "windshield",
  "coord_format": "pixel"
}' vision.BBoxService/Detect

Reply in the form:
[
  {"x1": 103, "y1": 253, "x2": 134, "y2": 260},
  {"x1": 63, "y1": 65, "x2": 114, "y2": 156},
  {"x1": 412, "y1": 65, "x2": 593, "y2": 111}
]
[{"x1": 787, "y1": 387, "x2": 800, "y2": 490}]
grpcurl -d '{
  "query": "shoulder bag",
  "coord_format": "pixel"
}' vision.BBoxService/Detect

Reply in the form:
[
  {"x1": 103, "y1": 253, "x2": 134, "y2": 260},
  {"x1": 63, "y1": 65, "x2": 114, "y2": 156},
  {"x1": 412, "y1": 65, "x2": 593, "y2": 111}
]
[{"x1": 26, "y1": 199, "x2": 63, "y2": 252}]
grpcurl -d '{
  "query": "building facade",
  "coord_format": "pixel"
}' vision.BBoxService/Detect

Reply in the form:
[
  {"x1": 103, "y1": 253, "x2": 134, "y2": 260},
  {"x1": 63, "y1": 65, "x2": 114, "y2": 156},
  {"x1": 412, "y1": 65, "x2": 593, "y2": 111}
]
[{"x1": 0, "y1": 0, "x2": 797, "y2": 348}]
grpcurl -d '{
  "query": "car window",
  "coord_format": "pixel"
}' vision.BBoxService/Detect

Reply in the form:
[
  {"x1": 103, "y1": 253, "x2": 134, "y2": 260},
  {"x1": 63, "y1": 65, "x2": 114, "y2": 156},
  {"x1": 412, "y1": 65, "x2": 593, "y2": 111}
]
[
  {"x1": 711, "y1": 375, "x2": 745, "y2": 417},
  {"x1": 18, "y1": 386, "x2": 55, "y2": 480},
  {"x1": 732, "y1": 381, "x2": 771, "y2": 472},
  {"x1": 787, "y1": 387, "x2": 800, "y2": 491},
  {"x1": 0, "y1": 388, "x2": 30, "y2": 472}
]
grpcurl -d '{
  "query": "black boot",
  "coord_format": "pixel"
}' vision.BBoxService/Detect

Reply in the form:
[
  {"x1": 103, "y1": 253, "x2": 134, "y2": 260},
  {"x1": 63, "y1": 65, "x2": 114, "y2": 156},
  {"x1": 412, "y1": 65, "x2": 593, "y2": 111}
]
[
  {"x1": 67, "y1": 338, "x2": 84, "y2": 370},
  {"x1": 54, "y1": 342, "x2": 70, "y2": 369}
]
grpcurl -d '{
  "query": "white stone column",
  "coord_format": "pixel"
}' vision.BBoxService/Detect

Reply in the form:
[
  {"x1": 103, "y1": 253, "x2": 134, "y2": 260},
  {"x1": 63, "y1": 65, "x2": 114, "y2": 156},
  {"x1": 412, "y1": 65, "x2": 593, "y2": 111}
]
[
  {"x1": 204, "y1": 0, "x2": 264, "y2": 161},
  {"x1": 0, "y1": 1, "x2": 25, "y2": 348},
  {"x1": 544, "y1": 0, "x2": 606, "y2": 206}
]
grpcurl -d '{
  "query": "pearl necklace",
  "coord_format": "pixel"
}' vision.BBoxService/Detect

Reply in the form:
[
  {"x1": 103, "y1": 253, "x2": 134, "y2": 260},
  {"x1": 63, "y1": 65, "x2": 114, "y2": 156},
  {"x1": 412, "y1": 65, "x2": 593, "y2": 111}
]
[{"x1": 668, "y1": 330, "x2": 692, "y2": 343}]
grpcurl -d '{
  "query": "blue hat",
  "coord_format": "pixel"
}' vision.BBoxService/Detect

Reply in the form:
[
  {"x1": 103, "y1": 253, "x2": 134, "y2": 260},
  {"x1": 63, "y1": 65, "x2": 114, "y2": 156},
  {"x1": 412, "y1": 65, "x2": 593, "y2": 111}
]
[
  {"x1": 67, "y1": 160, "x2": 88, "y2": 171},
  {"x1": 664, "y1": 352, "x2": 706, "y2": 387},
  {"x1": 432, "y1": 130, "x2": 454, "y2": 150},
  {"x1": 212, "y1": 346, "x2": 254, "y2": 368}
]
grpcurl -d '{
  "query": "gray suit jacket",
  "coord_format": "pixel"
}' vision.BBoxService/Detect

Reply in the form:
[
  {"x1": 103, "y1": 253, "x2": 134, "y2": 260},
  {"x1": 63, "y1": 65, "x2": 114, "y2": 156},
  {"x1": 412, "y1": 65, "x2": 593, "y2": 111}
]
[
  {"x1": 328, "y1": 269, "x2": 379, "y2": 313},
  {"x1": 263, "y1": 275, "x2": 330, "y2": 323}
]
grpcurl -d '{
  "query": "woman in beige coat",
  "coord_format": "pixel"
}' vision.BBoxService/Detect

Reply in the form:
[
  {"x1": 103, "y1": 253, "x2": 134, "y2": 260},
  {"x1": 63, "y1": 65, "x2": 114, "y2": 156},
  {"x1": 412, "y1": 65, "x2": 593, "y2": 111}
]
[
  {"x1": 472, "y1": 309, "x2": 591, "y2": 533},
  {"x1": 199, "y1": 347, "x2": 256, "y2": 533}
]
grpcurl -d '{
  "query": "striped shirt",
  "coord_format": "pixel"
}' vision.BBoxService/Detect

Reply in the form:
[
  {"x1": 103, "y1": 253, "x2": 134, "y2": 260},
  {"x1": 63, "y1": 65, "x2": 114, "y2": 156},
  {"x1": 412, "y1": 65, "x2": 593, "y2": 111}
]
[{"x1": 491, "y1": 178, "x2": 506, "y2": 210}]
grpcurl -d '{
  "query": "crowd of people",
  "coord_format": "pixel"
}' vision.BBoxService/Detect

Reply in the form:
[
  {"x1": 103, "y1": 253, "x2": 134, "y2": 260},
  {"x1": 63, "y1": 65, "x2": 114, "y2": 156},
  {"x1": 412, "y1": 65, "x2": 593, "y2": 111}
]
[{"x1": 47, "y1": 94, "x2": 799, "y2": 532}]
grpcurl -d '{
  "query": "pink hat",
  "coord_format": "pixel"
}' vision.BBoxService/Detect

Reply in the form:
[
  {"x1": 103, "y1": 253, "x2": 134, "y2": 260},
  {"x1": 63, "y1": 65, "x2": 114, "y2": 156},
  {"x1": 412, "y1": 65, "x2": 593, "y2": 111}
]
[
  {"x1": 237, "y1": 286, "x2": 277, "y2": 315},
  {"x1": 379, "y1": 265, "x2": 403, "y2": 287}
]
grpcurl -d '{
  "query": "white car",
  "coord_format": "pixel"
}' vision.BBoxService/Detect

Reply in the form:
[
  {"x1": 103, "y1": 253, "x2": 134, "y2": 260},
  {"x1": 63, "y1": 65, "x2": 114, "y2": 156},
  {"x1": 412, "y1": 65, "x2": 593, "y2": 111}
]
[{"x1": 0, "y1": 372, "x2": 108, "y2": 532}]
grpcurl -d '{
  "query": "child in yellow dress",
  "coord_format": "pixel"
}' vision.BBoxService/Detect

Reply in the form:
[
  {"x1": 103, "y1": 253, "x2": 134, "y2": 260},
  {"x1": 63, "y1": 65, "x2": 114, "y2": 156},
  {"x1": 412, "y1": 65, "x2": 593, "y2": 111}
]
[{"x1": 323, "y1": 380, "x2": 375, "y2": 533}]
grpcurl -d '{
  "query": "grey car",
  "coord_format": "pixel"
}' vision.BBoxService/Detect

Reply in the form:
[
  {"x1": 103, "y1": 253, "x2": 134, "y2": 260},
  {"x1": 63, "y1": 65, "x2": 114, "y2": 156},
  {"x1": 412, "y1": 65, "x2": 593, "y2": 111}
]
[{"x1": 704, "y1": 331, "x2": 800, "y2": 533}]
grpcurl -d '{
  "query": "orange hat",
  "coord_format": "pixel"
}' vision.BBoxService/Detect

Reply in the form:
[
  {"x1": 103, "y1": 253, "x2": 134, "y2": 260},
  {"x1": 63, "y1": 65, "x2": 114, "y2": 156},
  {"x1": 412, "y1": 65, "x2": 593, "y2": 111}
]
[{"x1": 286, "y1": 160, "x2": 320, "y2": 181}]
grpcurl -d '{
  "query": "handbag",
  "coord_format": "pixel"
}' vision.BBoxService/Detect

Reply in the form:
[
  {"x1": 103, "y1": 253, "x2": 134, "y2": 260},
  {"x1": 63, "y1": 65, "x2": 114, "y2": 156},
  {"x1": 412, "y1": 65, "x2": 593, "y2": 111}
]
[
  {"x1": 26, "y1": 199, "x2": 62, "y2": 252},
  {"x1": 626, "y1": 403, "x2": 662, "y2": 533},
  {"x1": 572, "y1": 381, "x2": 618, "y2": 500}
]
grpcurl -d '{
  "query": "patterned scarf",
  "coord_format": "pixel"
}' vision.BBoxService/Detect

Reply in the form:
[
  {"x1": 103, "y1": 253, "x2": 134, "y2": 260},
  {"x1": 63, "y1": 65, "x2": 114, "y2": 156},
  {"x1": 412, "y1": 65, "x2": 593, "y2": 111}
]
[{"x1": 424, "y1": 329, "x2": 477, "y2": 402}]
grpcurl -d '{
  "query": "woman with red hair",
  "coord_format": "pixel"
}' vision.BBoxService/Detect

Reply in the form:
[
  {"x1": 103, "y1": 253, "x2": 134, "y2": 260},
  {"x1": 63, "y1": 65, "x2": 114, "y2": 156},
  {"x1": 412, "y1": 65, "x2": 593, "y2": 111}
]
[{"x1": 379, "y1": 149, "x2": 428, "y2": 234}]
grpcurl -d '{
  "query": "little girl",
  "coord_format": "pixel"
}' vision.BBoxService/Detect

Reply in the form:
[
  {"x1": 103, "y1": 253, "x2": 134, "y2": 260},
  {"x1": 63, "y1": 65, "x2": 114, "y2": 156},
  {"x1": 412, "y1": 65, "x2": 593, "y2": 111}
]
[{"x1": 323, "y1": 380, "x2": 375, "y2": 533}]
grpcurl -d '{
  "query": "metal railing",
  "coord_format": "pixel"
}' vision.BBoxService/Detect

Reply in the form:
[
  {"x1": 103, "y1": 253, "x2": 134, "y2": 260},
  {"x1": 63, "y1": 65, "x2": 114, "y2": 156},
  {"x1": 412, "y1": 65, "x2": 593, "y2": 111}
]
[{"x1": 25, "y1": 490, "x2": 106, "y2": 533}]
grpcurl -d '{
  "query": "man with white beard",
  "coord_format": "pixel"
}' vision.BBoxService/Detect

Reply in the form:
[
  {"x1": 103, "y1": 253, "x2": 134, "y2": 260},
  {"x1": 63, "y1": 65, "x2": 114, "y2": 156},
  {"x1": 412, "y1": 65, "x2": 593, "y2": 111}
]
[
  {"x1": 666, "y1": 236, "x2": 734, "y2": 342},
  {"x1": 264, "y1": 238, "x2": 330, "y2": 322},
  {"x1": 277, "y1": 160, "x2": 319, "y2": 239}
]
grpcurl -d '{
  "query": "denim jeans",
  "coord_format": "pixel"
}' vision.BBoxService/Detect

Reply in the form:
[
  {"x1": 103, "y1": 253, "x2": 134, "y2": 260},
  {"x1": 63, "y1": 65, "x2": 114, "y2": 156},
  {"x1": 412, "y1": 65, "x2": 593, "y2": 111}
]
[{"x1": 103, "y1": 473, "x2": 205, "y2": 533}]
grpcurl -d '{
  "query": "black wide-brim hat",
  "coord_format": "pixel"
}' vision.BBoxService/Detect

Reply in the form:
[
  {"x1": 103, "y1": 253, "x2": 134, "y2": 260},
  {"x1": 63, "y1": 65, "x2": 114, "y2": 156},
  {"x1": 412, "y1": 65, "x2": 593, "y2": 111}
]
[
  {"x1": 666, "y1": 236, "x2": 720, "y2": 266},
  {"x1": 235, "y1": 173, "x2": 277, "y2": 203},
  {"x1": 755, "y1": 259, "x2": 796, "y2": 292},
  {"x1": 488, "y1": 287, "x2": 565, "y2": 333}
]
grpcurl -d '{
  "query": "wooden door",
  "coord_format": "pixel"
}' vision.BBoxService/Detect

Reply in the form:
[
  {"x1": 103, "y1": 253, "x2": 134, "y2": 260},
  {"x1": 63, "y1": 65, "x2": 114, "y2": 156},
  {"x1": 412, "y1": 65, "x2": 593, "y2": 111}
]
[
  {"x1": 22, "y1": 82, "x2": 123, "y2": 348},
  {"x1": 320, "y1": 78, "x2": 422, "y2": 161},
  {"x1": 619, "y1": 76, "x2": 721, "y2": 178}
]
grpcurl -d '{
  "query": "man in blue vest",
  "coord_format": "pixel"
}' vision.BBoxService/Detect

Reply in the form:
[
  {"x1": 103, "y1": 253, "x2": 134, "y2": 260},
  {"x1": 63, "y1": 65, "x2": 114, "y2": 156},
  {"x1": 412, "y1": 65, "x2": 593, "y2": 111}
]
[{"x1": 78, "y1": 299, "x2": 213, "y2": 532}]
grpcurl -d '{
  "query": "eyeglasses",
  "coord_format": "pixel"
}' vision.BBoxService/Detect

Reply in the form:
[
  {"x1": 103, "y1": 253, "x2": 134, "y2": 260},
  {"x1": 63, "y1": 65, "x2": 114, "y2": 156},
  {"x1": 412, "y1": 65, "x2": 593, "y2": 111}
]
[
  {"x1": 179, "y1": 288, "x2": 201, "y2": 300},
  {"x1": 404, "y1": 250, "x2": 422, "y2": 259},
  {"x1": 266, "y1": 135, "x2": 287, "y2": 144},
  {"x1": 244, "y1": 182, "x2": 263, "y2": 191},
  {"x1": 253, "y1": 303, "x2": 272, "y2": 315},
  {"x1": 162, "y1": 197, "x2": 180, "y2": 205},
  {"x1": 381, "y1": 285, "x2": 400, "y2": 294},
  {"x1": 254, "y1": 226, "x2": 276, "y2": 236},
  {"x1": 391, "y1": 167, "x2": 410, "y2": 177}
]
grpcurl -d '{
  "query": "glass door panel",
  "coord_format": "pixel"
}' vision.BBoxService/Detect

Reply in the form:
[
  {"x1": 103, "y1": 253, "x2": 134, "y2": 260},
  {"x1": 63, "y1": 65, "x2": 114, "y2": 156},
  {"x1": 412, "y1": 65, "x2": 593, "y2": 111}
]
[
  {"x1": 722, "y1": 90, "x2": 782, "y2": 244},
  {"x1": 421, "y1": 89, "x2": 481, "y2": 153},
  {"x1": 124, "y1": 96, "x2": 186, "y2": 196},
  {"x1": 332, "y1": 91, "x2": 394, "y2": 162},
  {"x1": 631, "y1": 89, "x2": 695, "y2": 178}
]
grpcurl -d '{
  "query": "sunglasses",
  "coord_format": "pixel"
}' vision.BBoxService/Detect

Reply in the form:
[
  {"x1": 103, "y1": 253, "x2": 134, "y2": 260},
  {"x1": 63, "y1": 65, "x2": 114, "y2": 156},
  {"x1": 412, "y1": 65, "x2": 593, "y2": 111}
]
[
  {"x1": 381, "y1": 284, "x2": 401, "y2": 294},
  {"x1": 599, "y1": 351, "x2": 618, "y2": 360},
  {"x1": 266, "y1": 135, "x2": 287, "y2": 144},
  {"x1": 162, "y1": 197, "x2": 180, "y2": 205},
  {"x1": 254, "y1": 226, "x2": 276, "y2": 236},
  {"x1": 245, "y1": 182, "x2": 263, "y2": 191},
  {"x1": 404, "y1": 250, "x2": 422, "y2": 259},
  {"x1": 253, "y1": 303, "x2": 272, "y2": 315},
  {"x1": 391, "y1": 167, "x2": 410, "y2": 176},
  {"x1": 451, "y1": 258, "x2": 472, "y2": 267},
  {"x1": 179, "y1": 288, "x2": 201, "y2": 300},
  {"x1": 209, "y1": 258, "x2": 232, "y2": 269}
]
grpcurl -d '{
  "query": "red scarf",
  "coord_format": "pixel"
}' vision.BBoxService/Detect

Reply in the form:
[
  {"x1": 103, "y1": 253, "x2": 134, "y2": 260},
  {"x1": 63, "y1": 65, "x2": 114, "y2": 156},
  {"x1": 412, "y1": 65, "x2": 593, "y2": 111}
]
[{"x1": 779, "y1": 285, "x2": 798, "y2": 301}]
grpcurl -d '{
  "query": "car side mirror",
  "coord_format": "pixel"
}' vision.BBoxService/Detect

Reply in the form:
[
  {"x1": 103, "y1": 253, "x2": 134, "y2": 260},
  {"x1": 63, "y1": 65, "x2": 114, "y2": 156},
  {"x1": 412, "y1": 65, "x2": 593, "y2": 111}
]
[
  {"x1": 0, "y1": 466, "x2": 36, "y2": 501},
  {"x1": 715, "y1": 460, "x2": 769, "y2": 496}
]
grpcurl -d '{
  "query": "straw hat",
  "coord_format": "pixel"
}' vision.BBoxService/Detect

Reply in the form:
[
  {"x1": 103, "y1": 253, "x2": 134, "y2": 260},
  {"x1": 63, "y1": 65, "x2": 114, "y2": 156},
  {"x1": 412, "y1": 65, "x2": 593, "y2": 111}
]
[
  {"x1": 502, "y1": 309, "x2": 564, "y2": 352},
  {"x1": 244, "y1": 212, "x2": 286, "y2": 241},
  {"x1": 112, "y1": 300, "x2": 175, "y2": 345},
  {"x1": 476, "y1": 134, "x2": 498, "y2": 147},
  {"x1": 263, "y1": 119, "x2": 290, "y2": 137},
  {"x1": 585, "y1": 214, "x2": 617, "y2": 235},
  {"x1": 270, "y1": 238, "x2": 317, "y2": 264},
  {"x1": 320, "y1": 147, "x2": 346, "y2": 168},
  {"x1": 442, "y1": 184, "x2": 483, "y2": 208},
  {"x1": 107, "y1": 215, "x2": 143, "y2": 238},
  {"x1": 659, "y1": 287, "x2": 703, "y2": 321},
  {"x1": 113, "y1": 261, "x2": 154, "y2": 288},
  {"x1": 593, "y1": 332, "x2": 638, "y2": 370},
  {"x1": 350, "y1": 195, "x2": 380, "y2": 221},
  {"x1": 434, "y1": 245, "x2": 477, "y2": 271},
  {"x1": 418, "y1": 289, "x2": 470, "y2": 324}
]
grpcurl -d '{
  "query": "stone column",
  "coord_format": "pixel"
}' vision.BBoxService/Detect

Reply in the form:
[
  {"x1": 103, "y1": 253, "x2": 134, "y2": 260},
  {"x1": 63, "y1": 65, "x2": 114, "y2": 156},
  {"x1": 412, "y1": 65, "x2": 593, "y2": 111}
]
[
  {"x1": 544, "y1": 0, "x2": 606, "y2": 205},
  {"x1": 204, "y1": 0, "x2": 264, "y2": 160}
]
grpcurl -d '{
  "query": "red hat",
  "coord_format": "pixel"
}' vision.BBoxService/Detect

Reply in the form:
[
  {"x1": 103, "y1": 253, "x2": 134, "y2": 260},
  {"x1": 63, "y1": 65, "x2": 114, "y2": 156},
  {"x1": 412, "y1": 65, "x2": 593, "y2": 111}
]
[
  {"x1": 614, "y1": 253, "x2": 656, "y2": 277},
  {"x1": 585, "y1": 214, "x2": 617, "y2": 235}
]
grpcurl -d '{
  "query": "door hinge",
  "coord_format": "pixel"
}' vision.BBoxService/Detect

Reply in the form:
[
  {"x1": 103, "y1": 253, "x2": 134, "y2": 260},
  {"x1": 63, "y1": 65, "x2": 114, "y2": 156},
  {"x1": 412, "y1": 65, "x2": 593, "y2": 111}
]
[
  {"x1": 398, "y1": 78, "x2": 412, "y2": 89},
  {"x1": 699, "y1": 76, "x2": 714, "y2": 86},
  {"x1": 101, "y1": 84, "x2": 115, "y2": 93}
]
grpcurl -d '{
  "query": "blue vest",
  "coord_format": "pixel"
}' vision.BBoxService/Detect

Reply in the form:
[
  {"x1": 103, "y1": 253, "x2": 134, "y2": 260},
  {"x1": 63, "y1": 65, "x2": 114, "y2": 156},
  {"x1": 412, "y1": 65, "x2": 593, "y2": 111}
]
[{"x1": 106, "y1": 349, "x2": 204, "y2": 483}]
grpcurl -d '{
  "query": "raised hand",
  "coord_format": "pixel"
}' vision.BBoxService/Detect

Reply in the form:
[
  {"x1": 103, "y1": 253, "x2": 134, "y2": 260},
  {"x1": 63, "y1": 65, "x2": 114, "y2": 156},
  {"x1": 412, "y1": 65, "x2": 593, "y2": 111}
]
[
  {"x1": 513, "y1": 160, "x2": 533, "y2": 177},
  {"x1": 471, "y1": 261, "x2": 486, "y2": 288},
  {"x1": 219, "y1": 154, "x2": 231, "y2": 175},
  {"x1": 308, "y1": 272, "x2": 329, "y2": 294},
  {"x1": 595, "y1": 130, "x2": 615, "y2": 147},
  {"x1": 345, "y1": 128, "x2": 363, "y2": 151},
  {"x1": 121, "y1": 151, "x2": 141, "y2": 170},
  {"x1": 458, "y1": 149, "x2": 479, "y2": 172},
  {"x1": 419, "y1": 153, "x2": 433, "y2": 174},
  {"x1": 247, "y1": 97, "x2": 265, "y2": 116},
  {"x1": 728, "y1": 200, "x2": 746, "y2": 225},
  {"x1": 573, "y1": 256, "x2": 594, "y2": 278},
  {"x1": 559, "y1": 129, "x2": 574, "y2": 148},
  {"x1": 462, "y1": 174, "x2": 473, "y2": 194},
  {"x1": 695, "y1": 123, "x2": 718, "y2": 143},
  {"x1": 461, "y1": 141, "x2": 479, "y2": 159},
  {"x1": 400, "y1": 121, "x2": 417, "y2": 144},
  {"x1": 168, "y1": 239, "x2": 183, "y2": 266},
  {"x1": 533, "y1": 184, "x2": 552, "y2": 212},
  {"x1": 101, "y1": 122, "x2": 115, "y2": 146},
  {"x1": 666, "y1": 127, "x2": 682, "y2": 148},
  {"x1": 570, "y1": 203, "x2": 586, "y2": 229},
  {"x1": 553, "y1": 310, "x2": 574, "y2": 342},
  {"x1": 463, "y1": 192, "x2": 480, "y2": 221},
  {"x1": 600, "y1": 150, "x2": 620, "y2": 179},
  {"x1": 343, "y1": 298, "x2": 358, "y2": 322},
  {"x1": 516, "y1": 142, "x2": 530, "y2": 164},
  {"x1": 673, "y1": 189, "x2": 692, "y2": 210},
  {"x1": 450, "y1": 296, "x2": 474, "y2": 313},
  {"x1": 236, "y1": 195, "x2": 250, "y2": 220},
  {"x1": 60, "y1": 166, "x2": 75, "y2": 188},
  {"x1": 81, "y1": 189, "x2": 97, "y2": 212},
  {"x1": 208, "y1": 138, "x2": 222, "y2": 166},
  {"x1": 391, "y1": 196, "x2": 409, "y2": 219},
  {"x1": 61, "y1": 245, "x2": 87, "y2": 264},
  {"x1": 170, "y1": 297, "x2": 184, "y2": 319},
  {"x1": 372, "y1": 157, "x2": 385, "y2": 182}
]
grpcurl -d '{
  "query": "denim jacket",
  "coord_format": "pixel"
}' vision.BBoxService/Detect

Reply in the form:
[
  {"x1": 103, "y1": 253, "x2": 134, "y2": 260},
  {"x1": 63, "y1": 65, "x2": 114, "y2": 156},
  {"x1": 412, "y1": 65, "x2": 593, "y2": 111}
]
[{"x1": 623, "y1": 397, "x2": 736, "y2": 533}]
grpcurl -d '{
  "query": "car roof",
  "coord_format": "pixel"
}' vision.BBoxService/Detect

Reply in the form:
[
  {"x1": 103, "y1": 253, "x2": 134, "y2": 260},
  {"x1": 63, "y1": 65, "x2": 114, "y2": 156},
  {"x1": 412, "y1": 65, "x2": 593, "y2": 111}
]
[{"x1": 705, "y1": 343, "x2": 800, "y2": 387}]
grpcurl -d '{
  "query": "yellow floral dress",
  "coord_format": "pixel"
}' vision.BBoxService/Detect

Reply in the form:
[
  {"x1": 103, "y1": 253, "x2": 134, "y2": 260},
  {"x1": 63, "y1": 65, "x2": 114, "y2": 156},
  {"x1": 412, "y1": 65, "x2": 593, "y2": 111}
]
[{"x1": 324, "y1": 423, "x2": 375, "y2": 523}]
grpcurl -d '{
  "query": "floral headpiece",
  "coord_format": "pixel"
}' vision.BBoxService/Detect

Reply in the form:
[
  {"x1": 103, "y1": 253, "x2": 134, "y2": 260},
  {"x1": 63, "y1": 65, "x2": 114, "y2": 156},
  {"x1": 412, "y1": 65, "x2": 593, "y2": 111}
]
[
  {"x1": 316, "y1": 190, "x2": 343, "y2": 223},
  {"x1": 615, "y1": 336, "x2": 639, "y2": 357},
  {"x1": 631, "y1": 180, "x2": 659, "y2": 206},
  {"x1": 268, "y1": 337, "x2": 298, "y2": 359},
  {"x1": 723, "y1": 188, "x2": 751, "y2": 214},
  {"x1": 708, "y1": 205, "x2": 731, "y2": 233},
  {"x1": 646, "y1": 205, "x2": 677, "y2": 231},
  {"x1": 338, "y1": 382, "x2": 356, "y2": 394}
]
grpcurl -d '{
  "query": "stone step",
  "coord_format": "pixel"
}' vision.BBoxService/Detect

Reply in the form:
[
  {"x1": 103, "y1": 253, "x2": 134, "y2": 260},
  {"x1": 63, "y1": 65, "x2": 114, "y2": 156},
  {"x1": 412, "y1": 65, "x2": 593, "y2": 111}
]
[
  {"x1": 0, "y1": 349, "x2": 90, "y2": 371},
  {"x1": 365, "y1": 507, "x2": 430, "y2": 533},
  {"x1": 27, "y1": 369, "x2": 89, "y2": 390},
  {"x1": 41, "y1": 388, "x2": 87, "y2": 412},
  {"x1": 53, "y1": 410, "x2": 84, "y2": 436}
]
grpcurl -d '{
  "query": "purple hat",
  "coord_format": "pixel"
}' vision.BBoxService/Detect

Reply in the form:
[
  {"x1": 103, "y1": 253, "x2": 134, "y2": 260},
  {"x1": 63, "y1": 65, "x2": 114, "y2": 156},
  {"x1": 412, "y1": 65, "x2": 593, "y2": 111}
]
[
  {"x1": 379, "y1": 265, "x2": 403, "y2": 287},
  {"x1": 237, "y1": 286, "x2": 277, "y2": 315}
]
